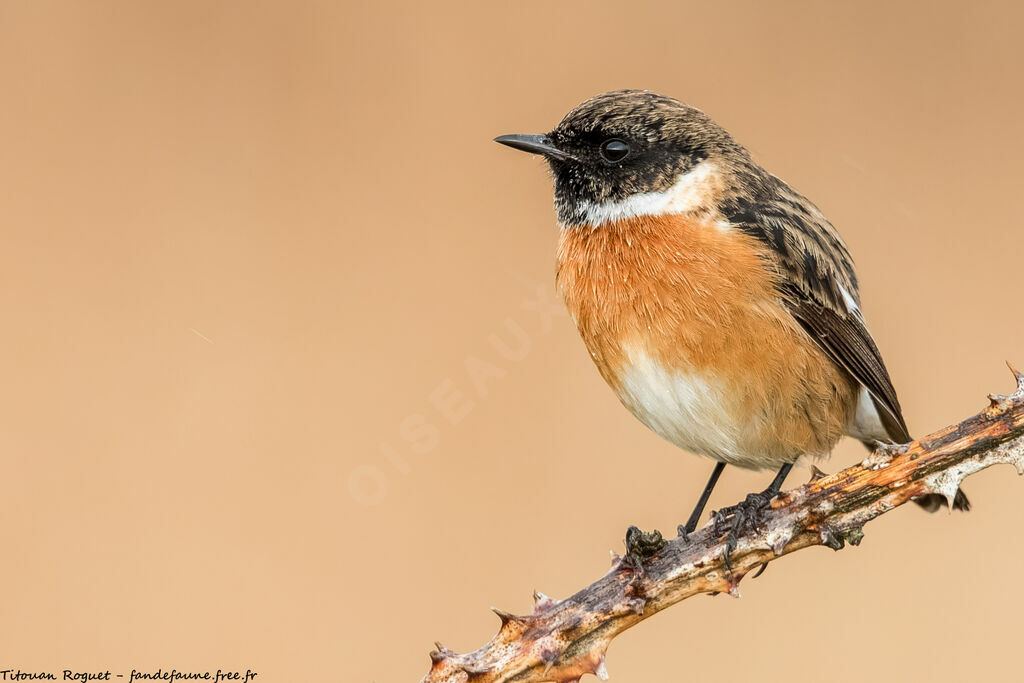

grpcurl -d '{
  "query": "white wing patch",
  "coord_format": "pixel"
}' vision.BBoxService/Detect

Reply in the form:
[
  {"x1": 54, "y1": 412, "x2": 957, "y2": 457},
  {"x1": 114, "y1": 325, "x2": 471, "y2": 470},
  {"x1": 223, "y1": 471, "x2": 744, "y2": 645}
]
[{"x1": 839, "y1": 283, "x2": 860, "y2": 315}]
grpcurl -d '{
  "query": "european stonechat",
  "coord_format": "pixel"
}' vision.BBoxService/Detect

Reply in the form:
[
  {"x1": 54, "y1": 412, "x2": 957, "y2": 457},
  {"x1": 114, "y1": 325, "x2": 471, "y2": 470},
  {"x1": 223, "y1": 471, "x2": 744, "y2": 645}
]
[{"x1": 496, "y1": 90, "x2": 967, "y2": 542}]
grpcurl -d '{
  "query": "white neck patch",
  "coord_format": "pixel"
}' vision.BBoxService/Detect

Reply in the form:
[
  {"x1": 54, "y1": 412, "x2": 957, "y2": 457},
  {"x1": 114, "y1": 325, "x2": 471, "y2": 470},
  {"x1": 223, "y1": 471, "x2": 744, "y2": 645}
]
[{"x1": 570, "y1": 160, "x2": 720, "y2": 228}]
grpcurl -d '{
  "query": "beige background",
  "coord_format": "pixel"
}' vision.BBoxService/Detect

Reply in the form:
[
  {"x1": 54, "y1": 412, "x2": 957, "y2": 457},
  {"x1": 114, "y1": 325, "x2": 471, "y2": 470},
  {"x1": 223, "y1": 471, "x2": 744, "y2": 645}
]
[{"x1": 1, "y1": 1, "x2": 1023, "y2": 681}]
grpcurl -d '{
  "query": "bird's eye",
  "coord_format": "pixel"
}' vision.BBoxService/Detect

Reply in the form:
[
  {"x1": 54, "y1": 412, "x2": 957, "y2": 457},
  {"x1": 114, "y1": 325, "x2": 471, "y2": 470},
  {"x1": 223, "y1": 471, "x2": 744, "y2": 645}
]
[{"x1": 599, "y1": 139, "x2": 630, "y2": 163}]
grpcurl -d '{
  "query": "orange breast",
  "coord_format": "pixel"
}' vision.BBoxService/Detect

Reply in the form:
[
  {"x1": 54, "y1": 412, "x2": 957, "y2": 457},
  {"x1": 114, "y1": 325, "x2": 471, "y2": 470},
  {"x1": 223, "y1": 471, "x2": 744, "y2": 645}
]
[{"x1": 556, "y1": 214, "x2": 857, "y2": 468}]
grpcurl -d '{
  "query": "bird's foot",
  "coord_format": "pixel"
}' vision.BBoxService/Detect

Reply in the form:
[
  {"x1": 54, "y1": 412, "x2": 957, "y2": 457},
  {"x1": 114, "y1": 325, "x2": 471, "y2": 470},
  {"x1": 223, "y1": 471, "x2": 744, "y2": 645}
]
[
  {"x1": 712, "y1": 490, "x2": 775, "y2": 569},
  {"x1": 623, "y1": 525, "x2": 665, "y2": 570}
]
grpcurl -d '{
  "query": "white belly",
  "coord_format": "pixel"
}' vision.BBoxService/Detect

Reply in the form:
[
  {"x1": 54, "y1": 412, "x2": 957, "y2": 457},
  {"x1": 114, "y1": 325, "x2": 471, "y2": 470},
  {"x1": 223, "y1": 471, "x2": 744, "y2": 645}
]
[{"x1": 615, "y1": 348, "x2": 763, "y2": 468}]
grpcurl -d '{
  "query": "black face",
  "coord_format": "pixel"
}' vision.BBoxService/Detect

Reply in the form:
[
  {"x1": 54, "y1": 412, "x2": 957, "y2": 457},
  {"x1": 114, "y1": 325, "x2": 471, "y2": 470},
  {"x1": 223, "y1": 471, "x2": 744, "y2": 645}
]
[{"x1": 525, "y1": 91, "x2": 743, "y2": 226}]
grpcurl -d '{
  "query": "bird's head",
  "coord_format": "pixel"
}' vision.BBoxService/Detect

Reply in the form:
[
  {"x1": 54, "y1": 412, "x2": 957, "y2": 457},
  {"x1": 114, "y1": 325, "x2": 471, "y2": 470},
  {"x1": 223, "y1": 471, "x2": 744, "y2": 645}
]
[{"x1": 496, "y1": 90, "x2": 751, "y2": 227}]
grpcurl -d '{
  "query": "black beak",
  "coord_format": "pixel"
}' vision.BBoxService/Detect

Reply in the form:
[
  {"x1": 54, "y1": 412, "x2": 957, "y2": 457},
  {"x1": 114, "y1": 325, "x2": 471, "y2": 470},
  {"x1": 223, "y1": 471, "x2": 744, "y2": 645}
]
[{"x1": 494, "y1": 134, "x2": 576, "y2": 162}]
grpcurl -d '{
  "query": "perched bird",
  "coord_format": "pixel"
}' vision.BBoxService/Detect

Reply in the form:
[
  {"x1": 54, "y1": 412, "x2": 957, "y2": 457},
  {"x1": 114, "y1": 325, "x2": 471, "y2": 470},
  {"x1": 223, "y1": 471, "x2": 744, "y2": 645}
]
[{"x1": 495, "y1": 90, "x2": 967, "y2": 542}]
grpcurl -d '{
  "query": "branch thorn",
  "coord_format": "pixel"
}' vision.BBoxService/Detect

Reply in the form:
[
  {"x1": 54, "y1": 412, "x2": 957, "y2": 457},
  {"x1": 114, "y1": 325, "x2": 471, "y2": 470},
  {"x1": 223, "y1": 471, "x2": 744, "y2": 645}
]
[
  {"x1": 460, "y1": 664, "x2": 492, "y2": 679},
  {"x1": 1007, "y1": 360, "x2": 1024, "y2": 393},
  {"x1": 532, "y1": 590, "x2": 559, "y2": 615},
  {"x1": 490, "y1": 606, "x2": 516, "y2": 625}
]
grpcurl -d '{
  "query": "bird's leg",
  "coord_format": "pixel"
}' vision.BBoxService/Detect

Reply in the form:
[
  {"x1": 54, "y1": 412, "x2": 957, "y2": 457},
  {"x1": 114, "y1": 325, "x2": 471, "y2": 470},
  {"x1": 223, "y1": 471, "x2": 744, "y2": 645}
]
[
  {"x1": 678, "y1": 461, "x2": 726, "y2": 540},
  {"x1": 713, "y1": 463, "x2": 793, "y2": 567},
  {"x1": 762, "y1": 462, "x2": 793, "y2": 499}
]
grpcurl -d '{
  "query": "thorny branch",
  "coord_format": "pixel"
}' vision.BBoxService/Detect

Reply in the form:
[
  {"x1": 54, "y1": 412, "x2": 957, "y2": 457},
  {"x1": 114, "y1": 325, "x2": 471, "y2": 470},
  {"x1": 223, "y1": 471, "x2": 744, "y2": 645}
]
[{"x1": 421, "y1": 365, "x2": 1024, "y2": 683}]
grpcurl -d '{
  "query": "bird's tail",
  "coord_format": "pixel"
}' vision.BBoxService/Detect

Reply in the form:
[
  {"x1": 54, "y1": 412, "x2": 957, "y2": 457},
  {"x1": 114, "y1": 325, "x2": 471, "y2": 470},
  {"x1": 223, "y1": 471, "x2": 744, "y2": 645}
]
[{"x1": 912, "y1": 490, "x2": 971, "y2": 512}]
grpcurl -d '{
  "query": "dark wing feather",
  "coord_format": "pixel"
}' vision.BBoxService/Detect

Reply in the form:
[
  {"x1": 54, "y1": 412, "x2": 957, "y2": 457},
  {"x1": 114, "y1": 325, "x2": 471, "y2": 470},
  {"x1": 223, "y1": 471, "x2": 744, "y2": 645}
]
[
  {"x1": 783, "y1": 285, "x2": 911, "y2": 442},
  {"x1": 721, "y1": 174, "x2": 911, "y2": 443}
]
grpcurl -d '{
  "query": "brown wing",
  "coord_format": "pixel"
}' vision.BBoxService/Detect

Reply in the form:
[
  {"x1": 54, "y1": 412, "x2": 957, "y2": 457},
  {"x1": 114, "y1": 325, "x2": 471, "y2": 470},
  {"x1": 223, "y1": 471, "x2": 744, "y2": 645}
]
[
  {"x1": 722, "y1": 177, "x2": 911, "y2": 443},
  {"x1": 783, "y1": 287, "x2": 911, "y2": 442}
]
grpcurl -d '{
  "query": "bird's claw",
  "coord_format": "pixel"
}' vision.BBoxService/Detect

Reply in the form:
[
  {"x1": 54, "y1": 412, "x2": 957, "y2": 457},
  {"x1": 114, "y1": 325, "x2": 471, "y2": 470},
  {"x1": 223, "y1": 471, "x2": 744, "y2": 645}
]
[
  {"x1": 624, "y1": 525, "x2": 665, "y2": 569},
  {"x1": 712, "y1": 491, "x2": 774, "y2": 568}
]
